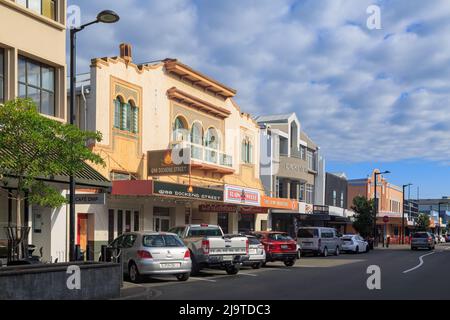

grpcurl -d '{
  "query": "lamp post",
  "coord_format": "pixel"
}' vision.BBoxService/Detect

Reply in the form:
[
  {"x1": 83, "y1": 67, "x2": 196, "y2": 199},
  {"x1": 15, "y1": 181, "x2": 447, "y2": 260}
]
[
  {"x1": 402, "y1": 183, "x2": 412, "y2": 244},
  {"x1": 438, "y1": 202, "x2": 444, "y2": 237},
  {"x1": 69, "y1": 10, "x2": 120, "y2": 261},
  {"x1": 373, "y1": 170, "x2": 390, "y2": 247}
]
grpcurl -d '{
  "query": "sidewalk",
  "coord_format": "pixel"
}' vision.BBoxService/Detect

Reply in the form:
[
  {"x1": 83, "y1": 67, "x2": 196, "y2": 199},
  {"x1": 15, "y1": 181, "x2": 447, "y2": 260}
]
[{"x1": 374, "y1": 244, "x2": 410, "y2": 250}]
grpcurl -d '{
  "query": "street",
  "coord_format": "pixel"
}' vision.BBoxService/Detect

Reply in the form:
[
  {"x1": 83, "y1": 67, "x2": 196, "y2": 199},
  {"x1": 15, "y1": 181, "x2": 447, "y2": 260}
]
[{"x1": 119, "y1": 244, "x2": 450, "y2": 300}]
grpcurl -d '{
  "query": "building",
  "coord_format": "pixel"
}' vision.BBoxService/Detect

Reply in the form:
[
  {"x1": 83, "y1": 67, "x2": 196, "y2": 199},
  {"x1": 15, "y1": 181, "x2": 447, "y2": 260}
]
[
  {"x1": 348, "y1": 169, "x2": 405, "y2": 243},
  {"x1": 416, "y1": 197, "x2": 449, "y2": 232},
  {"x1": 0, "y1": 0, "x2": 110, "y2": 263},
  {"x1": 72, "y1": 44, "x2": 267, "y2": 250},
  {"x1": 255, "y1": 113, "x2": 325, "y2": 237}
]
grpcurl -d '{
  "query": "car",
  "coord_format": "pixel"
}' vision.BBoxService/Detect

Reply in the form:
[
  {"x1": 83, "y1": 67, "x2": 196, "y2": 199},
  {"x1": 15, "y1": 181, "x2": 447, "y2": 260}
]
[
  {"x1": 107, "y1": 232, "x2": 192, "y2": 283},
  {"x1": 438, "y1": 234, "x2": 446, "y2": 243},
  {"x1": 341, "y1": 234, "x2": 369, "y2": 253},
  {"x1": 445, "y1": 234, "x2": 450, "y2": 243},
  {"x1": 430, "y1": 233, "x2": 437, "y2": 245},
  {"x1": 252, "y1": 231, "x2": 297, "y2": 267},
  {"x1": 297, "y1": 227, "x2": 342, "y2": 257},
  {"x1": 169, "y1": 224, "x2": 248, "y2": 275},
  {"x1": 225, "y1": 234, "x2": 266, "y2": 269},
  {"x1": 411, "y1": 232, "x2": 435, "y2": 251}
]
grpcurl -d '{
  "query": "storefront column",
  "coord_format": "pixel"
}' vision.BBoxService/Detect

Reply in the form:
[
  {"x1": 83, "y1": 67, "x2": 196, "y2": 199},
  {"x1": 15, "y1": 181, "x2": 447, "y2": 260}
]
[
  {"x1": 230, "y1": 211, "x2": 239, "y2": 234},
  {"x1": 143, "y1": 201, "x2": 154, "y2": 231}
]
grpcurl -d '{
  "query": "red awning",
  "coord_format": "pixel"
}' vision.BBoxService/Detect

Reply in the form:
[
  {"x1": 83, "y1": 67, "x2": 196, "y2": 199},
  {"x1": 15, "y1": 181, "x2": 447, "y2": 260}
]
[{"x1": 111, "y1": 180, "x2": 153, "y2": 196}]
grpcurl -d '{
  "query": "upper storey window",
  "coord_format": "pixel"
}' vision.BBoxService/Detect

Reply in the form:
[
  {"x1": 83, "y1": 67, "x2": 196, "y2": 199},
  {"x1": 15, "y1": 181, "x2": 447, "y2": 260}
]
[
  {"x1": 114, "y1": 97, "x2": 139, "y2": 134},
  {"x1": 172, "y1": 116, "x2": 188, "y2": 141},
  {"x1": 241, "y1": 137, "x2": 253, "y2": 164},
  {"x1": 16, "y1": 0, "x2": 57, "y2": 21}
]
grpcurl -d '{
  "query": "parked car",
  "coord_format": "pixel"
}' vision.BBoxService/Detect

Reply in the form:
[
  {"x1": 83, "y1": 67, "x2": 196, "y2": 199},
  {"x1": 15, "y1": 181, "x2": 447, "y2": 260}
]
[
  {"x1": 438, "y1": 234, "x2": 446, "y2": 243},
  {"x1": 252, "y1": 231, "x2": 297, "y2": 267},
  {"x1": 341, "y1": 234, "x2": 369, "y2": 253},
  {"x1": 297, "y1": 227, "x2": 341, "y2": 257},
  {"x1": 106, "y1": 232, "x2": 192, "y2": 283},
  {"x1": 411, "y1": 232, "x2": 435, "y2": 250},
  {"x1": 225, "y1": 234, "x2": 266, "y2": 269},
  {"x1": 445, "y1": 234, "x2": 450, "y2": 243},
  {"x1": 430, "y1": 233, "x2": 437, "y2": 245},
  {"x1": 169, "y1": 224, "x2": 248, "y2": 275}
]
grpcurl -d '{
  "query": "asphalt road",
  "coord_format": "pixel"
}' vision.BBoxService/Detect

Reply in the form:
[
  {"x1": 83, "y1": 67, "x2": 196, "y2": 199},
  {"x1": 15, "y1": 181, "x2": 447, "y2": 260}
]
[{"x1": 119, "y1": 243, "x2": 450, "y2": 300}]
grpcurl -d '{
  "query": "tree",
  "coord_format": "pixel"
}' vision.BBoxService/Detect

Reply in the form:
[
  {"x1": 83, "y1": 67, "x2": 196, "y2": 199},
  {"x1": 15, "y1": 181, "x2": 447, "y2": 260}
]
[
  {"x1": 0, "y1": 98, "x2": 105, "y2": 229},
  {"x1": 415, "y1": 213, "x2": 430, "y2": 231},
  {"x1": 351, "y1": 196, "x2": 375, "y2": 238}
]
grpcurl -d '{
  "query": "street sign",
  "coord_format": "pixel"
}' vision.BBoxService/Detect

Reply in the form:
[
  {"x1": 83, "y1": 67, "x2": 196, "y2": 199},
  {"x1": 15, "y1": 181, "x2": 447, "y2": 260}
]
[
  {"x1": 66, "y1": 193, "x2": 106, "y2": 205},
  {"x1": 383, "y1": 215, "x2": 389, "y2": 223}
]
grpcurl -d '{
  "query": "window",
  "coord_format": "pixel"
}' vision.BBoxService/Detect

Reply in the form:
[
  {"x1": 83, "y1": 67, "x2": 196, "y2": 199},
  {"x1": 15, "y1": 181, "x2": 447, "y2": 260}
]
[
  {"x1": 241, "y1": 137, "x2": 253, "y2": 164},
  {"x1": 110, "y1": 171, "x2": 136, "y2": 181},
  {"x1": 172, "y1": 116, "x2": 188, "y2": 141},
  {"x1": 117, "y1": 210, "x2": 123, "y2": 236},
  {"x1": 307, "y1": 149, "x2": 315, "y2": 171},
  {"x1": 17, "y1": 0, "x2": 56, "y2": 20},
  {"x1": 332, "y1": 190, "x2": 337, "y2": 206},
  {"x1": 205, "y1": 127, "x2": 219, "y2": 149},
  {"x1": 306, "y1": 184, "x2": 314, "y2": 204},
  {"x1": 300, "y1": 146, "x2": 306, "y2": 160},
  {"x1": 125, "y1": 210, "x2": 131, "y2": 232},
  {"x1": 340, "y1": 192, "x2": 344, "y2": 208},
  {"x1": 190, "y1": 122, "x2": 203, "y2": 145},
  {"x1": 113, "y1": 97, "x2": 138, "y2": 133},
  {"x1": 143, "y1": 235, "x2": 184, "y2": 247},
  {"x1": 18, "y1": 56, "x2": 55, "y2": 116},
  {"x1": 299, "y1": 183, "x2": 305, "y2": 202},
  {"x1": 0, "y1": 48, "x2": 4, "y2": 103},
  {"x1": 134, "y1": 211, "x2": 140, "y2": 231}
]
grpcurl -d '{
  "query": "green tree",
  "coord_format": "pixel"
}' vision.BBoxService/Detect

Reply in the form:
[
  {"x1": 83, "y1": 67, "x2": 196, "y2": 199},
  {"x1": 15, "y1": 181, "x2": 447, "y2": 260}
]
[
  {"x1": 415, "y1": 213, "x2": 430, "y2": 231},
  {"x1": 351, "y1": 196, "x2": 375, "y2": 238},
  {"x1": 0, "y1": 98, "x2": 105, "y2": 228}
]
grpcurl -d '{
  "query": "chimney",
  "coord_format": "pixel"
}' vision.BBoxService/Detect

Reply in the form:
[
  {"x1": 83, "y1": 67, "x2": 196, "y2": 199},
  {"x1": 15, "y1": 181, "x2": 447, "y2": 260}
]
[{"x1": 119, "y1": 43, "x2": 132, "y2": 63}]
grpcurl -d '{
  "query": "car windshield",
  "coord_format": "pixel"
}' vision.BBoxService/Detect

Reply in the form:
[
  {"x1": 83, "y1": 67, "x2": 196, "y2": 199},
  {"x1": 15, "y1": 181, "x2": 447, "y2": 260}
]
[
  {"x1": 412, "y1": 233, "x2": 429, "y2": 238},
  {"x1": 143, "y1": 235, "x2": 184, "y2": 247},
  {"x1": 297, "y1": 228, "x2": 319, "y2": 238},
  {"x1": 342, "y1": 236, "x2": 353, "y2": 240},
  {"x1": 268, "y1": 233, "x2": 292, "y2": 241},
  {"x1": 187, "y1": 227, "x2": 222, "y2": 237}
]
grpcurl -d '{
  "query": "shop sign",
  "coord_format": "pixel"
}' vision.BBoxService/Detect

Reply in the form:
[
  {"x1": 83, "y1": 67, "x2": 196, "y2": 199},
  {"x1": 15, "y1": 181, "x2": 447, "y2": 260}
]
[
  {"x1": 261, "y1": 196, "x2": 299, "y2": 211},
  {"x1": 66, "y1": 193, "x2": 106, "y2": 205},
  {"x1": 153, "y1": 181, "x2": 223, "y2": 201},
  {"x1": 240, "y1": 206, "x2": 268, "y2": 214},
  {"x1": 147, "y1": 148, "x2": 190, "y2": 176},
  {"x1": 199, "y1": 204, "x2": 268, "y2": 214},
  {"x1": 223, "y1": 185, "x2": 261, "y2": 207}
]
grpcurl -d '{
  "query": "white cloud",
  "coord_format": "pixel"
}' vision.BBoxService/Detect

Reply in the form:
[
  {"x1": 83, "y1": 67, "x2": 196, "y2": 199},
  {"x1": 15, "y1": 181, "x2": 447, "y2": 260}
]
[{"x1": 69, "y1": 0, "x2": 450, "y2": 163}]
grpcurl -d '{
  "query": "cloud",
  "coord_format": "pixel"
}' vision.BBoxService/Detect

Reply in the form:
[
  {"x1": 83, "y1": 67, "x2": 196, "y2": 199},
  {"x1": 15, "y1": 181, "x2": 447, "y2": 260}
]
[{"x1": 69, "y1": 0, "x2": 450, "y2": 164}]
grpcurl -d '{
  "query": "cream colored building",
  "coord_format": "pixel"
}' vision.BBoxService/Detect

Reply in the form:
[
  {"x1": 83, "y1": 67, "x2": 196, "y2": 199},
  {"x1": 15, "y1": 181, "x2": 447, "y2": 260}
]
[{"x1": 73, "y1": 44, "x2": 266, "y2": 250}]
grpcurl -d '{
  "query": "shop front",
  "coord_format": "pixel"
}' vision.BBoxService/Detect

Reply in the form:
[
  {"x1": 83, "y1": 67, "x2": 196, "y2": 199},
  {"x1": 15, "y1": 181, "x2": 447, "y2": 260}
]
[{"x1": 262, "y1": 196, "x2": 300, "y2": 238}]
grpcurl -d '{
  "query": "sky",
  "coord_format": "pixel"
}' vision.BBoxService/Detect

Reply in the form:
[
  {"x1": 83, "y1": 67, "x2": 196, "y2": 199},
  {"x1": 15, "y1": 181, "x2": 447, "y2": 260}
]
[{"x1": 67, "y1": 0, "x2": 450, "y2": 198}]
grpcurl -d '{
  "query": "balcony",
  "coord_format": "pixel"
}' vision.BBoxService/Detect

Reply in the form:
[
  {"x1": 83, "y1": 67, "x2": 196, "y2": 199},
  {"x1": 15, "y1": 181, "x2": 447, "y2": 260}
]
[{"x1": 171, "y1": 141, "x2": 234, "y2": 174}]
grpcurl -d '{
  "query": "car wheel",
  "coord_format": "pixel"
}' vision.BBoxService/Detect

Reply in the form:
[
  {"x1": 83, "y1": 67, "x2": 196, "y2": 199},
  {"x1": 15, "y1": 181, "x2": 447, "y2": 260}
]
[
  {"x1": 251, "y1": 262, "x2": 262, "y2": 269},
  {"x1": 129, "y1": 262, "x2": 142, "y2": 283},
  {"x1": 190, "y1": 253, "x2": 200, "y2": 276},
  {"x1": 323, "y1": 247, "x2": 328, "y2": 257},
  {"x1": 335, "y1": 247, "x2": 340, "y2": 256},
  {"x1": 225, "y1": 264, "x2": 240, "y2": 275},
  {"x1": 176, "y1": 273, "x2": 190, "y2": 281},
  {"x1": 355, "y1": 246, "x2": 359, "y2": 254},
  {"x1": 261, "y1": 261, "x2": 267, "y2": 267},
  {"x1": 284, "y1": 260, "x2": 295, "y2": 267},
  {"x1": 365, "y1": 244, "x2": 370, "y2": 253}
]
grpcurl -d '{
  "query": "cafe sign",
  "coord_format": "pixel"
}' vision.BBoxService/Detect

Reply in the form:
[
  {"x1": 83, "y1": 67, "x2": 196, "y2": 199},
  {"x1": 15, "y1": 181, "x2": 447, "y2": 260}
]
[
  {"x1": 66, "y1": 193, "x2": 106, "y2": 205},
  {"x1": 153, "y1": 181, "x2": 223, "y2": 201},
  {"x1": 261, "y1": 196, "x2": 298, "y2": 211},
  {"x1": 147, "y1": 148, "x2": 190, "y2": 176},
  {"x1": 224, "y1": 185, "x2": 261, "y2": 207}
]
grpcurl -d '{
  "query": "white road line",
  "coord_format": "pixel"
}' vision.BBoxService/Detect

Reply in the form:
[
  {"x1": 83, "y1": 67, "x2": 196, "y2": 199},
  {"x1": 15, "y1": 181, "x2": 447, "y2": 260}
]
[
  {"x1": 190, "y1": 277, "x2": 217, "y2": 282},
  {"x1": 238, "y1": 273, "x2": 258, "y2": 277},
  {"x1": 403, "y1": 251, "x2": 436, "y2": 274}
]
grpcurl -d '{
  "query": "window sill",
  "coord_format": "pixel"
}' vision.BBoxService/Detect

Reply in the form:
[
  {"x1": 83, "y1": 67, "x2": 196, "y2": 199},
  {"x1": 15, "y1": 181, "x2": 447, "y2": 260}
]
[
  {"x1": 113, "y1": 127, "x2": 139, "y2": 138},
  {"x1": 1, "y1": 0, "x2": 65, "y2": 30}
]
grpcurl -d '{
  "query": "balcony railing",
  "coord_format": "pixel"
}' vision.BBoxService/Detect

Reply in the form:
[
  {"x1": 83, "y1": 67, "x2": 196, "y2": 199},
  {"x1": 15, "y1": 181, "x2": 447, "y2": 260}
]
[{"x1": 171, "y1": 141, "x2": 233, "y2": 168}]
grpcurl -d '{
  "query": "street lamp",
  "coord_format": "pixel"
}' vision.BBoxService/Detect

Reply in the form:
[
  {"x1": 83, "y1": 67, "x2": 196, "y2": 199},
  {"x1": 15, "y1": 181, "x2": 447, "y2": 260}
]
[
  {"x1": 69, "y1": 10, "x2": 120, "y2": 262},
  {"x1": 402, "y1": 183, "x2": 412, "y2": 244},
  {"x1": 373, "y1": 170, "x2": 390, "y2": 247}
]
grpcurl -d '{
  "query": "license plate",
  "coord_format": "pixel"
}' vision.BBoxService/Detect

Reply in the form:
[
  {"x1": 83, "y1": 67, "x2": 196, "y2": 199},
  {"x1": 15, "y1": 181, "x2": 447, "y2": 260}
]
[
  {"x1": 223, "y1": 255, "x2": 233, "y2": 261},
  {"x1": 281, "y1": 245, "x2": 288, "y2": 249},
  {"x1": 249, "y1": 249, "x2": 257, "y2": 254},
  {"x1": 161, "y1": 263, "x2": 181, "y2": 269}
]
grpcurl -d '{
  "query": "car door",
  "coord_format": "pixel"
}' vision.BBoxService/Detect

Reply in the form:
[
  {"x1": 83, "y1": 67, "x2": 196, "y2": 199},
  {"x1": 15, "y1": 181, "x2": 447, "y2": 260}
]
[{"x1": 121, "y1": 234, "x2": 137, "y2": 271}]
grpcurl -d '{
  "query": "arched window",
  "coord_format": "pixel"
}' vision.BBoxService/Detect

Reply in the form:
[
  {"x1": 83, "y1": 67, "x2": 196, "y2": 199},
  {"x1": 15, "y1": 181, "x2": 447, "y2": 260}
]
[
  {"x1": 172, "y1": 116, "x2": 188, "y2": 141},
  {"x1": 190, "y1": 122, "x2": 203, "y2": 145},
  {"x1": 205, "y1": 127, "x2": 219, "y2": 150},
  {"x1": 114, "y1": 96, "x2": 139, "y2": 134},
  {"x1": 241, "y1": 137, "x2": 253, "y2": 164}
]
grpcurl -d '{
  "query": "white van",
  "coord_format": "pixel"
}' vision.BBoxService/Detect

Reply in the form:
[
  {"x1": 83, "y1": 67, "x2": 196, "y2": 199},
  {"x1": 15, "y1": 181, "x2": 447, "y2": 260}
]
[{"x1": 297, "y1": 227, "x2": 342, "y2": 257}]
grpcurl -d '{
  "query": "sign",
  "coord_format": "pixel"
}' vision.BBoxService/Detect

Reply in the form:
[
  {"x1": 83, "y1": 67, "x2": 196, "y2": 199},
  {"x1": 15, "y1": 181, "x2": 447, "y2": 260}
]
[
  {"x1": 153, "y1": 181, "x2": 223, "y2": 201},
  {"x1": 66, "y1": 193, "x2": 106, "y2": 205},
  {"x1": 383, "y1": 216, "x2": 389, "y2": 223},
  {"x1": 261, "y1": 196, "x2": 299, "y2": 211},
  {"x1": 147, "y1": 148, "x2": 190, "y2": 176},
  {"x1": 224, "y1": 185, "x2": 261, "y2": 207},
  {"x1": 199, "y1": 204, "x2": 268, "y2": 214}
]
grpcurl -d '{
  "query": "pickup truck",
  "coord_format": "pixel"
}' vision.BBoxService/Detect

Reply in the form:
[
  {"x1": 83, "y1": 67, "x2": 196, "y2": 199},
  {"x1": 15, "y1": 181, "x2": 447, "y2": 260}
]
[{"x1": 168, "y1": 224, "x2": 248, "y2": 275}]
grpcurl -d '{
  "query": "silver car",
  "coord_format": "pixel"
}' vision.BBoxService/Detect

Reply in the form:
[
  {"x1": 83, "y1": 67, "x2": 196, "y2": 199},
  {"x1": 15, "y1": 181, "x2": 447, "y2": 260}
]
[
  {"x1": 225, "y1": 234, "x2": 266, "y2": 269},
  {"x1": 109, "y1": 232, "x2": 192, "y2": 283}
]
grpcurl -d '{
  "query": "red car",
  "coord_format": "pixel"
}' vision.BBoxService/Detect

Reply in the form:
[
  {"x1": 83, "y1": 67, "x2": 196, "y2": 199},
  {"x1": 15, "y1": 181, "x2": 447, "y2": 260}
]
[{"x1": 252, "y1": 231, "x2": 297, "y2": 267}]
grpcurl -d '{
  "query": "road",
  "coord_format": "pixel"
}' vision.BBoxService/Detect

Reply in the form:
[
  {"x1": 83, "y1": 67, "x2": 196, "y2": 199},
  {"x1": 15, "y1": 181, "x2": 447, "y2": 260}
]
[{"x1": 119, "y1": 243, "x2": 450, "y2": 300}]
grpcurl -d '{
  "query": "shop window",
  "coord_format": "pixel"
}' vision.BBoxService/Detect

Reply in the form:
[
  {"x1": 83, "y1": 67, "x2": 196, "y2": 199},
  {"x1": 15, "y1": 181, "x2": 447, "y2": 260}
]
[
  {"x1": 125, "y1": 210, "x2": 131, "y2": 232},
  {"x1": 134, "y1": 211, "x2": 140, "y2": 231},
  {"x1": 18, "y1": 55, "x2": 55, "y2": 116},
  {"x1": 218, "y1": 213, "x2": 229, "y2": 234}
]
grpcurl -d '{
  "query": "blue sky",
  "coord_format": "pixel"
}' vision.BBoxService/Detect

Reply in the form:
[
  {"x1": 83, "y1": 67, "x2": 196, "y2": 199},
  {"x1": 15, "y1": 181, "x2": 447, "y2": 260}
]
[{"x1": 68, "y1": 0, "x2": 449, "y2": 198}]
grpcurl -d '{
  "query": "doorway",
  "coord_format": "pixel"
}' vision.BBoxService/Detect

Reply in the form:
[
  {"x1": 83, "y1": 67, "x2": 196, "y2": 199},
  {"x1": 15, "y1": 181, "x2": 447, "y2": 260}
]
[
  {"x1": 77, "y1": 214, "x2": 88, "y2": 254},
  {"x1": 218, "y1": 212, "x2": 229, "y2": 234},
  {"x1": 153, "y1": 207, "x2": 171, "y2": 232}
]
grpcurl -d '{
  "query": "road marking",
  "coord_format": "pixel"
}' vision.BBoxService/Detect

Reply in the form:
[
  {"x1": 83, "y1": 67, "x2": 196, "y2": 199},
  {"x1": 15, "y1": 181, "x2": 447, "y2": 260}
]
[
  {"x1": 403, "y1": 251, "x2": 436, "y2": 274},
  {"x1": 238, "y1": 272, "x2": 258, "y2": 277},
  {"x1": 189, "y1": 277, "x2": 217, "y2": 282}
]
